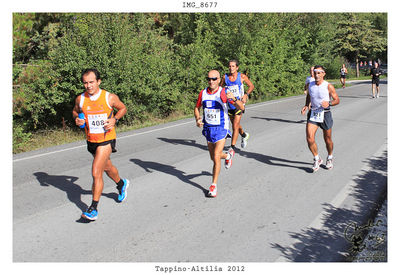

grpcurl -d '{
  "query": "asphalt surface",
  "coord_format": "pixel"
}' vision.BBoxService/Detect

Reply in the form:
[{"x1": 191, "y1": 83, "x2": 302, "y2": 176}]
[{"x1": 13, "y1": 80, "x2": 387, "y2": 263}]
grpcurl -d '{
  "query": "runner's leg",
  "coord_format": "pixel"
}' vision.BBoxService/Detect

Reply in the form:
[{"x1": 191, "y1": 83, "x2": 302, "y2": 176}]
[
  {"x1": 104, "y1": 158, "x2": 121, "y2": 183},
  {"x1": 376, "y1": 83, "x2": 380, "y2": 97},
  {"x1": 306, "y1": 123, "x2": 319, "y2": 157},
  {"x1": 230, "y1": 114, "x2": 241, "y2": 148},
  {"x1": 323, "y1": 128, "x2": 333, "y2": 156},
  {"x1": 91, "y1": 144, "x2": 112, "y2": 201},
  {"x1": 208, "y1": 139, "x2": 227, "y2": 184},
  {"x1": 372, "y1": 83, "x2": 376, "y2": 97}
]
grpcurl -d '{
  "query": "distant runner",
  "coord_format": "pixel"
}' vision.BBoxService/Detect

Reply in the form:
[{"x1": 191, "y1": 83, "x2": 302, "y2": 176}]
[
  {"x1": 221, "y1": 60, "x2": 254, "y2": 151},
  {"x1": 340, "y1": 64, "x2": 348, "y2": 89},
  {"x1": 194, "y1": 70, "x2": 244, "y2": 197},
  {"x1": 301, "y1": 65, "x2": 340, "y2": 172},
  {"x1": 72, "y1": 68, "x2": 129, "y2": 221},
  {"x1": 370, "y1": 62, "x2": 382, "y2": 98}
]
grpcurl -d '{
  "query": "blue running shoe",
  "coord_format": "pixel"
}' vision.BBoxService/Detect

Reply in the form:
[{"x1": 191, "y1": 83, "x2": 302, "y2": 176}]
[
  {"x1": 117, "y1": 179, "x2": 130, "y2": 202},
  {"x1": 82, "y1": 206, "x2": 98, "y2": 221}
]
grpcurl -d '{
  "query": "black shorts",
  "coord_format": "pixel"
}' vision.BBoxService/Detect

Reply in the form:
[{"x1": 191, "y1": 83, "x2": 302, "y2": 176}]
[
  {"x1": 228, "y1": 108, "x2": 245, "y2": 117},
  {"x1": 340, "y1": 75, "x2": 346, "y2": 79},
  {"x1": 87, "y1": 139, "x2": 117, "y2": 155},
  {"x1": 372, "y1": 78, "x2": 380, "y2": 86},
  {"x1": 307, "y1": 110, "x2": 333, "y2": 130}
]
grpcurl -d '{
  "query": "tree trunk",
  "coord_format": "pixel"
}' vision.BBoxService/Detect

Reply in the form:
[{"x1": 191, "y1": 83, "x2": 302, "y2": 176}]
[{"x1": 356, "y1": 56, "x2": 360, "y2": 78}]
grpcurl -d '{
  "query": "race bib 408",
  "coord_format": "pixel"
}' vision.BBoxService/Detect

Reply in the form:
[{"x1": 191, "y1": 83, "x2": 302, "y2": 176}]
[{"x1": 88, "y1": 113, "x2": 108, "y2": 133}]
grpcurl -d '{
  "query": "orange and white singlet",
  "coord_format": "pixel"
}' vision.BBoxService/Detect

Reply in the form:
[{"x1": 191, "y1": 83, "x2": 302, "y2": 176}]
[{"x1": 79, "y1": 89, "x2": 116, "y2": 143}]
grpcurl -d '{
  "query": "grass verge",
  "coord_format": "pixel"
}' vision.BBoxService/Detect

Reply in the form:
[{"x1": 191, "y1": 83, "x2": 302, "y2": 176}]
[{"x1": 13, "y1": 111, "x2": 192, "y2": 154}]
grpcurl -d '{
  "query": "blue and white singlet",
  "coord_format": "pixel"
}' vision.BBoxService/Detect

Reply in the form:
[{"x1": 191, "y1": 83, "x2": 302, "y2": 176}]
[{"x1": 224, "y1": 72, "x2": 244, "y2": 110}]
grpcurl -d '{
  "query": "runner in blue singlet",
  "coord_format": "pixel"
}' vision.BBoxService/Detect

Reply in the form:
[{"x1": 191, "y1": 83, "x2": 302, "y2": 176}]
[{"x1": 221, "y1": 60, "x2": 254, "y2": 152}]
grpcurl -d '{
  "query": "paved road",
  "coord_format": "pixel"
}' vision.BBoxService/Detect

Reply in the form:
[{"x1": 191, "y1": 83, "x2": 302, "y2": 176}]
[{"x1": 13, "y1": 80, "x2": 387, "y2": 263}]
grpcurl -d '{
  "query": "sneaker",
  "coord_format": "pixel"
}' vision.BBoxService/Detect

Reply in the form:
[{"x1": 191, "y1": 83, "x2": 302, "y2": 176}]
[
  {"x1": 376, "y1": 94, "x2": 380, "y2": 98},
  {"x1": 117, "y1": 179, "x2": 130, "y2": 203},
  {"x1": 208, "y1": 183, "x2": 217, "y2": 197},
  {"x1": 241, "y1": 132, "x2": 250, "y2": 148},
  {"x1": 326, "y1": 158, "x2": 333, "y2": 170},
  {"x1": 225, "y1": 148, "x2": 235, "y2": 169},
  {"x1": 82, "y1": 206, "x2": 98, "y2": 221},
  {"x1": 312, "y1": 158, "x2": 323, "y2": 172}
]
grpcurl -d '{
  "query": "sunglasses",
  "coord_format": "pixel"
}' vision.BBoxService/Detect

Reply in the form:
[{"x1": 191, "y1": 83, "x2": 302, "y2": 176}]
[{"x1": 206, "y1": 77, "x2": 218, "y2": 81}]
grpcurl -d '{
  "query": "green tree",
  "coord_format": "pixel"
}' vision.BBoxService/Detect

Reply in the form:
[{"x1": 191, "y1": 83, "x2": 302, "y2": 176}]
[
  {"x1": 175, "y1": 14, "x2": 221, "y2": 110},
  {"x1": 13, "y1": 13, "x2": 182, "y2": 132},
  {"x1": 13, "y1": 13, "x2": 72, "y2": 64},
  {"x1": 13, "y1": 13, "x2": 35, "y2": 64},
  {"x1": 49, "y1": 13, "x2": 181, "y2": 124},
  {"x1": 334, "y1": 13, "x2": 387, "y2": 77}
]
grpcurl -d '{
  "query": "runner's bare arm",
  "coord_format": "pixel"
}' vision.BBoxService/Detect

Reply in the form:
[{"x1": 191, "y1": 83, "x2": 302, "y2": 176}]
[
  {"x1": 105, "y1": 93, "x2": 127, "y2": 129},
  {"x1": 328, "y1": 84, "x2": 340, "y2": 107},
  {"x1": 304, "y1": 83, "x2": 309, "y2": 94},
  {"x1": 301, "y1": 92, "x2": 311, "y2": 115},
  {"x1": 241, "y1": 74, "x2": 254, "y2": 103},
  {"x1": 242, "y1": 74, "x2": 254, "y2": 95},
  {"x1": 72, "y1": 95, "x2": 85, "y2": 126},
  {"x1": 227, "y1": 91, "x2": 245, "y2": 111},
  {"x1": 194, "y1": 106, "x2": 203, "y2": 127}
]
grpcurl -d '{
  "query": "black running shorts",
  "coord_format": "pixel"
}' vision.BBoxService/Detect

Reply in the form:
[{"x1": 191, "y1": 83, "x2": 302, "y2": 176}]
[
  {"x1": 228, "y1": 108, "x2": 245, "y2": 117},
  {"x1": 87, "y1": 139, "x2": 117, "y2": 155}
]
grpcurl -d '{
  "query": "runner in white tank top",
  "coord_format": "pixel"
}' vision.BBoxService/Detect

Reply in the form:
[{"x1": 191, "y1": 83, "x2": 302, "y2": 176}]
[
  {"x1": 309, "y1": 80, "x2": 330, "y2": 111},
  {"x1": 301, "y1": 65, "x2": 340, "y2": 172}
]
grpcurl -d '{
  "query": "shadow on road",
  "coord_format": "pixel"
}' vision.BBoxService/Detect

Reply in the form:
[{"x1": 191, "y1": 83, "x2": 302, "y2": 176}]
[
  {"x1": 337, "y1": 95, "x2": 377, "y2": 99},
  {"x1": 158, "y1": 137, "x2": 312, "y2": 173},
  {"x1": 158, "y1": 137, "x2": 208, "y2": 151},
  {"x1": 251, "y1": 116, "x2": 306, "y2": 124},
  {"x1": 347, "y1": 80, "x2": 371, "y2": 85},
  {"x1": 270, "y1": 151, "x2": 387, "y2": 262},
  {"x1": 129, "y1": 158, "x2": 211, "y2": 196},
  {"x1": 344, "y1": 80, "x2": 387, "y2": 85},
  {"x1": 236, "y1": 149, "x2": 312, "y2": 173},
  {"x1": 347, "y1": 80, "x2": 387, "y2": 86},
  {"x1": 33, "y1": 172, "x2": 119, "y2": 213}
]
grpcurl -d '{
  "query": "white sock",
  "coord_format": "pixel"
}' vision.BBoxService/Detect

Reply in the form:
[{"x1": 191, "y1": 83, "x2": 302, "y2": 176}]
[
  {"x1": 314, "y1": 155, "x2": 320, "y2": 161},
  {"x1": 327, "y1": 155, "x2": 333, "y2": 160}
]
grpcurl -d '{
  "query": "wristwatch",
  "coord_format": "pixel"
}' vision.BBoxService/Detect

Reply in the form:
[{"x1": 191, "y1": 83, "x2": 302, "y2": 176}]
[{"x1": 114, "y1": 118, "x2": 119, "y2": 125}]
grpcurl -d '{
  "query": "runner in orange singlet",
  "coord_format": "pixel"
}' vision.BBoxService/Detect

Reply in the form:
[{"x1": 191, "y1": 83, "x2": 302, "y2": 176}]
[{"x1": 72, "y1": 68, "x2": 129, "y2": 221}]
